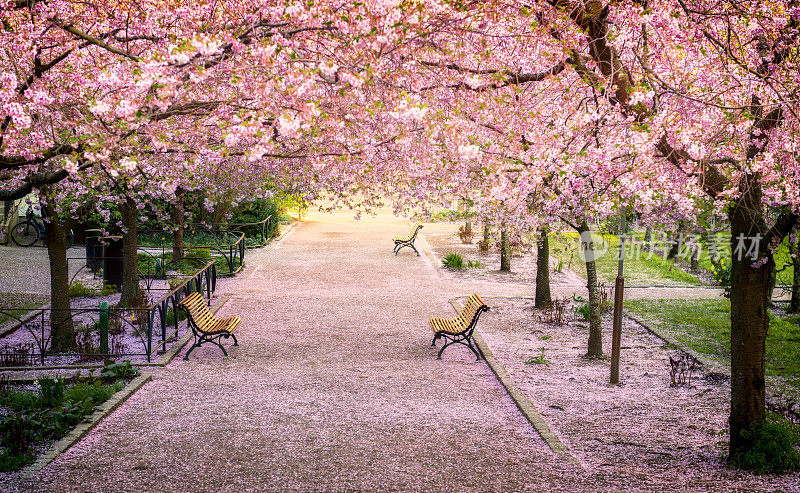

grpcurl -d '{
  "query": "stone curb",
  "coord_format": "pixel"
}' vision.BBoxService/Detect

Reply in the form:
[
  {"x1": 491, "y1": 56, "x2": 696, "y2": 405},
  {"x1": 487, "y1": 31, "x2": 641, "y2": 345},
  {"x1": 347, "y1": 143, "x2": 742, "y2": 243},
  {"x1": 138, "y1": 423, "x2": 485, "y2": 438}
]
[
  {"x1": 623, "y1": 311, "x2": 730, "y2": 378},
  {"x1": 20, "y1": 372, "x2": 153, "y2": 479},
  {"x1": 448, "y1": 298, "x2": 584, "y2": 470}
]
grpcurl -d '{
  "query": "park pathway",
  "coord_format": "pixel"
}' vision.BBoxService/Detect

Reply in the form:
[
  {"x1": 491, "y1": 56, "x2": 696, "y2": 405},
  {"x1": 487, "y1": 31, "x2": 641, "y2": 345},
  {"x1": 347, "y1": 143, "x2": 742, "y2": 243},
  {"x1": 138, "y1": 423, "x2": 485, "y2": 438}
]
[{"x1": 14, "y1": 212, "x2": 586, "y2": 492}]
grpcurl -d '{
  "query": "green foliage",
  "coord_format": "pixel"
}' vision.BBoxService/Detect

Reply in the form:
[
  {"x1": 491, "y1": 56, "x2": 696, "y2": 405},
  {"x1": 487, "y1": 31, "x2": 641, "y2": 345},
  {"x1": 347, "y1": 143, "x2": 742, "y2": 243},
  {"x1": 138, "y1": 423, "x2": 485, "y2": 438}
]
[
  {"x1": 710, "y1": 258, "x2": 732, "y2": 298},
  {"x1": 37, "y1": 378, "x2": 64, "y2": 408},
  {"x1": 442, "y1": 252, "x2": 465, "y2": 269},
  {"x1": 0, "y1": 361, "x2": 134, "y2": 470},
  {"x1": 230, "y1": 197, "x2": 285, "y2": 240},
  {"x1": 625, "y1": 299, "x2": 800, "y2": 400},
  {"x1": 164, "y1": 307, "x2": 188, "y2": 325},
  {"x1": 467, "y1": 259, "x2": 484, "y2": 269},
  {"x1": 68, "y1": 279, "x2": 99, "y2": 298},
  {"x1": 98, "y1": 360, "x2": 139, "y2": 382},
  {"x1": 0, "y1": 414, "x2": 40, "y2": 455},
  {"x1": 0, "y1": 452, "x2": 35, "y2": 472},
  {"x1": 525, "y1": 348, "x2": 551, "y2": 365},
  {"x1": 0, "y1": 390, "x2": 39, "y2": 412},
  {"x1": 729, "y1": 416, "x2": 800, "y2": 474},
  {"x1": 572, "y1": 294, "x2": 591, "y2": 321}
]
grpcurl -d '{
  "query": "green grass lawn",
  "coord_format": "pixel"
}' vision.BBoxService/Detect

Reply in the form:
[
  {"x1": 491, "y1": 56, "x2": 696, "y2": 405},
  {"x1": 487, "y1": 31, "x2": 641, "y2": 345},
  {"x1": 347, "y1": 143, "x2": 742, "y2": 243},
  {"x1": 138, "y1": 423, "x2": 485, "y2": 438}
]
[
  {"x1": 550, "y1": 231, "x2": 705, "y2": 286},
  {"x1": 0, "y1": 293, "x2": 49, "y2": 327},
  {"x1": 625, "y1": 298, "x2": 800, "y2": 399}
]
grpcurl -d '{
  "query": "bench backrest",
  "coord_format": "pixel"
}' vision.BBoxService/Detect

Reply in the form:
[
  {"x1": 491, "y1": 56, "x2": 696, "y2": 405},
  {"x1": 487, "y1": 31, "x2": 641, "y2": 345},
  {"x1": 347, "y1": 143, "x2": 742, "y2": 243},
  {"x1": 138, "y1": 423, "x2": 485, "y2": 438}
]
[
  {"x1": 179, "y1": 292, "x2": 215, "y2": 328},
  {"x1": 409, "y1": 223, "x2": 423, "y2": 239},
  {"x1": 457, "y1": 293, "x2": 489, "y2": 331}
]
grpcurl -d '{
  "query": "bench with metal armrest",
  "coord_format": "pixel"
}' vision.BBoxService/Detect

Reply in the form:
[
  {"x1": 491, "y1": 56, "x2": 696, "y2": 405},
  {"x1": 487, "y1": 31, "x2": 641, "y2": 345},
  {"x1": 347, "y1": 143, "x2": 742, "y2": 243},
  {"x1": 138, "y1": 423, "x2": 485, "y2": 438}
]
[
  {"x1": 392, "y1": 223, "x2": 424, "y2": 256},
  {"x1": 179, "y1": 292, "x2": 240, "y2": 360},
  {"x1": 429, "y1": 293, "x2": 489, "y2": 361}
]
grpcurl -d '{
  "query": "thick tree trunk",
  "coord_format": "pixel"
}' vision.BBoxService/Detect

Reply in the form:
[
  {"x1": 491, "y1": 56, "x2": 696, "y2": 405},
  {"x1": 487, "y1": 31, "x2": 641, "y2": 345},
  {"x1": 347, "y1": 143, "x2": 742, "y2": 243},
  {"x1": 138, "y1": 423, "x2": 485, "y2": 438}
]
[
  {"x1": 728, "y1": 188, "x2": 770, "y2": 458},
  {"x1": 535, "y1": 228, "x2": 551, "y2": 308},
  {"x1": 42, "y1": 197, "x2": 76, "y2": 352},
  {"x1": 464, "y1": 219, "x2": 472, "y2": 237},
  {"x1": 644, "y1": 226, "x2": 652, "y2": 246},
  {"x1": 500, "y1": 228, "x2": 511, "y2": 272},
  {"x1": 667, "y1": 224, "x2": 684, "y2": 260},
  {"x1": 171, "y1": 189, "x2": 184, "y2": 261},
  {"x1": 120, "y1": 197, "x2": 144, "y2": 307},
  {"x1": 579, "y1": 222, "x2": 603, "y2": 358},
  {"x1": 483, "y1": 222, "x2": 490, "y2": 243},
  {"x1": 790, "y1": 240, "x2": 800, "y2": 313}
]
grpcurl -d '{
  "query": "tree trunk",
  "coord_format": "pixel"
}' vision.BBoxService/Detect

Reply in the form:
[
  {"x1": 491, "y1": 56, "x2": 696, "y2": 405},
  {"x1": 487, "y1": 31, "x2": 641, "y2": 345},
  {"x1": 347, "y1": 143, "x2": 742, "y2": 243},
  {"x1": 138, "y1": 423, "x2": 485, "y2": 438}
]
[
  {"x1": 667, "y1": 224, "x2": 684, "y2": 260},
  {"x1": 465, "y1": 219, "x2": 472, "y2": 237},
  {"x1": 535, "y1": 228, "x2": 551, "y2": 308},
  {"x1": 644, "y1": 226, "x2": 652, "y2": 246},
  {"x1": 790, "y1": 240, "x2": 800, "y2": 313},
  {"x1": 120, "y1": 197, "x2": 144, "y2": 307},
  {"x1": 691, "y1": 247, "x2": 700, "y2": 273},
  {"x1": 500, "y1": 228, "x2": 511, "y2": 272},
  {"x1": 579, "y1": 222, "x2": 603, "y2": 358},
  {"x1": 171, "y1": 189, "x2": 184, "y2": 261},
  {"x1": 41, "y1": 196, "x2": 76, "y2": 352},
  {"x1": 483, "y1": 222, "x2": 490, "y2": 243},
  {"x1": 728, "y1": 188, "x2": 771, "y2": 458}
]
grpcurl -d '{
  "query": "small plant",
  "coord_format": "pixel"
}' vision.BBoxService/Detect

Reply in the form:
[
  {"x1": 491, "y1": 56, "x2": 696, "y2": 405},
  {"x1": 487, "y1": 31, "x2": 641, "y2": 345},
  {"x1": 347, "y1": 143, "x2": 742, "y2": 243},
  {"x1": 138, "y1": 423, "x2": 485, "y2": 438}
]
[
  {"x1": 476, "y1": 239, "x2": 491, "y2": 255},
  {"x1": 710, "y1": 258, "x2": 732, "y2": 298},
  {"x1": 36, "y1": 377, "x2": 64, "y2": 408},
  {"x1": 0, "y1": 414, "x2": 40, "y2": 455},
  {"x1": 75, "y1": 331, "x2": 103, "y2": 362},
  {"x1": 98, "y1": 360, "x2": 139, "y2": 382},
  {"x1": 100, "y1": 283, "x2": 119, "y2": 295},
  {"x1": 68, "y1": 279, "x2": 99, "y2": 298},
  {"x1": 669, "y1": 353, "x2": 698, "y2": 387},
  {"x1": 554, "y1": 258, "x2": 564, "y2": 273},
  {"x1": 540, "y1": 299, "x2": 568, "y2": 326},
  {"x1": 442, "y1": 252, "x2": 466, "y2": 269},
  {"x1": 0, "y1": 343, "x2": 33, "y2": 367},
  {"x1": 571, "y1": 294, "x2": 591, "y2": 321},
  {"x1": 467, "y1": 259, "x2": 484, "y2": 269},
  {"x1": 729, "y1": 417, "x2": 800, "y2": 474},
  {"x1": 525, "y1": 348, "x2": 551, "y2": 365}
]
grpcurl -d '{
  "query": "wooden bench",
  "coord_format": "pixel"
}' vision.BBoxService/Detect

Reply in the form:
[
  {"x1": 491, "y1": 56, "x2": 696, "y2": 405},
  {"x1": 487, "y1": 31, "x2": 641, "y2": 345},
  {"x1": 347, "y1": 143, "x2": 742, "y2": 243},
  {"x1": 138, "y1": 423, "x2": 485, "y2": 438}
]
[
  {"x1": 429, "y1": 293, "x2": 489, "y2": 361},
  {"x1": 392, "y1": 223, "x2": 423, "y2": 256},
  {"x1": 179, "y1": 292, "x2": 241, "y2": 360}
]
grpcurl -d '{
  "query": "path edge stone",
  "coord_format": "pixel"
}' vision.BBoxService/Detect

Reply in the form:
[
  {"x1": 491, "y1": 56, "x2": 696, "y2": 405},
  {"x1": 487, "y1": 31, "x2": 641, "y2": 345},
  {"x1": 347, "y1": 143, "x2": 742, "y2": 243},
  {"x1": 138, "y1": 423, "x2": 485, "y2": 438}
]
[
  {"x1": 448, "y1": 297, "x2": 584, "y2": 470},
  {"x1": 20, "y1": 373, "x2": 153, "y2": 479}
]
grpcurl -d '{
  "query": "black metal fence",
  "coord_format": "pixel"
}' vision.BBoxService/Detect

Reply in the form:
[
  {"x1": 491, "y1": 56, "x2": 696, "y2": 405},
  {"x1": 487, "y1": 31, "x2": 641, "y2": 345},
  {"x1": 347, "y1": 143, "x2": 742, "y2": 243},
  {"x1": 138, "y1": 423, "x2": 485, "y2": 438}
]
[{"x1": 0, "y1": 261, "x2": 217, "y2": 367}]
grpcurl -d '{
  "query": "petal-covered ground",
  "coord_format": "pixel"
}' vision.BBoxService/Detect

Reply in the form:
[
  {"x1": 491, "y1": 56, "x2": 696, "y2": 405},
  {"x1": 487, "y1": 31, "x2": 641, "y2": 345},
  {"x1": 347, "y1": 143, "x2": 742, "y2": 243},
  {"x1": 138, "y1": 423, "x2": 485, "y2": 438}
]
[{"x1": 4, "y1": 212, "x2": 800, "y2": 491}]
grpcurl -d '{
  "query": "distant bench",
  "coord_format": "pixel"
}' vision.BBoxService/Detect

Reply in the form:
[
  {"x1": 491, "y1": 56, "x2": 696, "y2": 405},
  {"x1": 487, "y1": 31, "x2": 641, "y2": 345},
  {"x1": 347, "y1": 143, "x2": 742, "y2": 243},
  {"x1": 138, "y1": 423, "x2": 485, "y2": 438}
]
[
  {"x1": 392, "y1": 223, "x2": 423, "y2": 256},
  {"x1": 179, "y1": 292, "x2": 240, "y2": 360},
  {"x1": 429, "y1": 293, "x2": 489, "y2": 361}
]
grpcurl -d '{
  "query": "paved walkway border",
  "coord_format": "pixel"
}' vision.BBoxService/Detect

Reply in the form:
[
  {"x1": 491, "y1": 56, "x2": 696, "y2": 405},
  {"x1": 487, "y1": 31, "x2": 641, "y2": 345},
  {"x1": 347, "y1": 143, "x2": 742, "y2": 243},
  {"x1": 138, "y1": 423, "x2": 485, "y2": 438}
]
[
  {"x1": 19, "y1": 372, "x2": 153, "y2": 479},
  {"x1": 448, "y1": 297, "x2": 584, "y2": 470}
]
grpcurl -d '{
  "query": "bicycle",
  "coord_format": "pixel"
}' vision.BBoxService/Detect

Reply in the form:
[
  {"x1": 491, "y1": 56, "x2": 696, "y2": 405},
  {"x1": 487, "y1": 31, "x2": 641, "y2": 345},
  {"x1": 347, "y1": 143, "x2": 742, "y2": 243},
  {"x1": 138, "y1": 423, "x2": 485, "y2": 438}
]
[{"x1": 11, "y1": 209, "x2": 74, "y2": 248}]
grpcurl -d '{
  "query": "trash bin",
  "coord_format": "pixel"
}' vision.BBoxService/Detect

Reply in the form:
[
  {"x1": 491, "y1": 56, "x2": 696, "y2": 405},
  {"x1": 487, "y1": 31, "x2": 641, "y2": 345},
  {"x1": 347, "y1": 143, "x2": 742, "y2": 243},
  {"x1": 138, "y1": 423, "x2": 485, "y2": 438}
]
[
  {"x1": 102, "y1": 236, "x2": 123, "y2": 289},
  {"x1": 85, "y1": 229, "x2": 103, "y2": 272}
]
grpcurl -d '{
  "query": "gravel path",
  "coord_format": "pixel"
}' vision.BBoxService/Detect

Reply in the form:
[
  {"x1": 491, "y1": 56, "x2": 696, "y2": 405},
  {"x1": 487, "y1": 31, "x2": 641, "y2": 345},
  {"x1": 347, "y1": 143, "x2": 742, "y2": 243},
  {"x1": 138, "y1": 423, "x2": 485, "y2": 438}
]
[{"x1": 8, "y1": 212, "x2": 585, "y2": 492}]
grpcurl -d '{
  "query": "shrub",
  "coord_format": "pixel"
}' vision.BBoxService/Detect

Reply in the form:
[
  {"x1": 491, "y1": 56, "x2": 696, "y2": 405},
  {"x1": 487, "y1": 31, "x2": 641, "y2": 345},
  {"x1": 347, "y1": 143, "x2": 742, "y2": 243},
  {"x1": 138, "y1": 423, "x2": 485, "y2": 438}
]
[
  {"x1": 729, "y1": 417, "x2": 800, "y2": 474},
  {"x1": 0, "y1": 414, "x2": 40, "y2": 455},
  {"x1": 442, "y1": 252, "x2": 466, "y2": 269},
  {"x1": 0, "y1": 452, "x2": 35, "y2": 472},
  {"x1": 69, "y1": 280, "x2": 98, "y2": 298}
]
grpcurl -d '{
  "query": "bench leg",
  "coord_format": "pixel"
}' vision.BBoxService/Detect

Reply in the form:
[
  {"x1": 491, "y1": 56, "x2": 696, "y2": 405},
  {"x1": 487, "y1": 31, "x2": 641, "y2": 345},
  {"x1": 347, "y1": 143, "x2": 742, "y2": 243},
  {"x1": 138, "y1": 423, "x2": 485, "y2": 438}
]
[
  {"x1": 231, "y1": 333, "x2": 239, "y2": 346},
  {"x1": 184, "y1": 339, "x2": 201, "y2": 360},
  {"x1": 431, "y1": 334, "x2": 439, "y2": 347},
  {"x1": 436, "y1": 335, "x2": 481, "y2": 361},
  {"x1": 410, "y1": 242, "x2": 420, "y2": 256}
]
